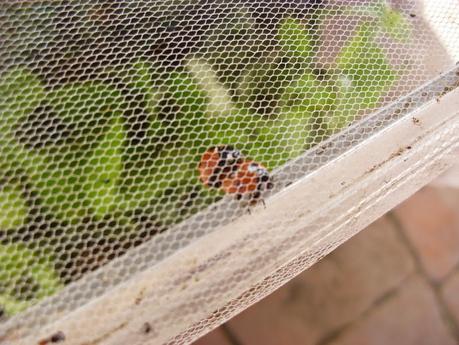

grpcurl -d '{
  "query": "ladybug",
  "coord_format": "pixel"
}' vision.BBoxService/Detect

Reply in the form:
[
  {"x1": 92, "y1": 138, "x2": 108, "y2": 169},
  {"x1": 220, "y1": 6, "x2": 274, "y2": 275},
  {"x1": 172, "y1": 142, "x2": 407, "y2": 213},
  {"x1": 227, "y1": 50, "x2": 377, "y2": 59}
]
[
  {"x1": 198, "y1": 145, "x2": 244, "y2": 188},
  {"x1": 222, "y1": 160, "x2": 274, "y2": 205},
  {"x1": 198, "y1": 146, "x2": 274, "y2": 207}
]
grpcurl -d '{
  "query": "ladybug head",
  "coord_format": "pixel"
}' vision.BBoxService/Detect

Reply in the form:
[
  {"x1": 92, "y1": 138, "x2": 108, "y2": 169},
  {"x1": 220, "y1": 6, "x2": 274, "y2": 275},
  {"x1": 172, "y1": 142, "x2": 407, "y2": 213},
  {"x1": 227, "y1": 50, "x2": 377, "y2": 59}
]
[{"x1": 217, "y1": 145, "x2": 243, "y2": 166}]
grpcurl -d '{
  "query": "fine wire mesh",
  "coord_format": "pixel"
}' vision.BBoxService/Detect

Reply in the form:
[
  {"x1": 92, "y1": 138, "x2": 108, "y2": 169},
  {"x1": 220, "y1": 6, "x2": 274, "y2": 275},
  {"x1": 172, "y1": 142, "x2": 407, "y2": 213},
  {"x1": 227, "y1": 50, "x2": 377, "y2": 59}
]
[{"x1": 0, "y1": 0, "x2": 458, "y2": 342}]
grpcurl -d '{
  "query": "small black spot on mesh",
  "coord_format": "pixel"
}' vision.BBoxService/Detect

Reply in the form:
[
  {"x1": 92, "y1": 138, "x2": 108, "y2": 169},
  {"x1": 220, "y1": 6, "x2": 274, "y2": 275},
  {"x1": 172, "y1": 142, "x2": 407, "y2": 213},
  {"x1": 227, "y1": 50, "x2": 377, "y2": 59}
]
[
  {"x1": 50, "y1": 331, "x2": 66, "y2": 343},
  {"x1": 142, "y1": 322, "x2": 152, "y2": 334}
]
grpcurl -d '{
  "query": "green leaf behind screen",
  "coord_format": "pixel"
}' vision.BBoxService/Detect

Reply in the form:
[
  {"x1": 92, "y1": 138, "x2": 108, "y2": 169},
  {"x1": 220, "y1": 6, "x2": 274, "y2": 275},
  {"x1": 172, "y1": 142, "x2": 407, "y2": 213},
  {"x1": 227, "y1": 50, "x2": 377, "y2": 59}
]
[
  {"x1": 278, "y1": 18, "x2": 315, "y2": 64},
  {"x1": 0, "y1": 244, "x2": 62, "y2": 316},
  {"x1": 330, "y1": 23, "x2": 396, "y2": 130},
  {"x1": 0, "y1": 183, "x2": 28, "y2": 231}
]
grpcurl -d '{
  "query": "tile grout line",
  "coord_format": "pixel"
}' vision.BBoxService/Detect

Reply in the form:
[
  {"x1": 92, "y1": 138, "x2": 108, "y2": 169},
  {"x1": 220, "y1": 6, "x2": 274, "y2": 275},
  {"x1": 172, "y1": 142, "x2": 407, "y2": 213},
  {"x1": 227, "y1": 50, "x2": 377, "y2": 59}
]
[
  {"x1": 319, "y1": 209, "x2": 459, "y2": 345},
  {"x1": 385, "y1": 212, "x2": 428, "y2": 275},
  {"x1": 314, "y1": 212, "x2": 420, "y2": 345},
  {"x1": 434, "y1": 285, "x2": 459, "y2": 343},
  {"x1": 197, "y1": 218, "x2": 412, "y2": 345},
  {"x1": 316, "y1": 212, "x2": 425, "y2": 345},
  {"x1": 220, "y1": 323, "x2": 245, "y2": 345},
  {"x1": 316, "y1": 272, "x2": 414, "y2": 345},
  {"x1": 386, "y1": 211, "x2": 459, "y2": 343},
  {"x1": 439, "y1": 256, "x2": 459, "y2": 285},
  {"x1": 220, "y1": 210, "x2": 459, "y2": 345}
]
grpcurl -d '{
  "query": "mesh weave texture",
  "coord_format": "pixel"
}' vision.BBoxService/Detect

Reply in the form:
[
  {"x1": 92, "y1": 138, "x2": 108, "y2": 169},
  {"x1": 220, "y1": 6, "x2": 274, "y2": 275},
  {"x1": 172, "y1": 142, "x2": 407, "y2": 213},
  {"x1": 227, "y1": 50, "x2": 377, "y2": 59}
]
[{"x1": 0, "y1": 0, "x2": 458, "y2": 343}]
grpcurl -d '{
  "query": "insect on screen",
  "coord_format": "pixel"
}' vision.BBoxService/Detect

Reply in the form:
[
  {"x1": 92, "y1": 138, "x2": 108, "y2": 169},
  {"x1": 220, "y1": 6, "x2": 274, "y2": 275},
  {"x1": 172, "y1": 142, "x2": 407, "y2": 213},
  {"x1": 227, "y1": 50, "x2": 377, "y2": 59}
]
[{"x1": 0, "y1": 0, "x2": 458, "y2": 344}]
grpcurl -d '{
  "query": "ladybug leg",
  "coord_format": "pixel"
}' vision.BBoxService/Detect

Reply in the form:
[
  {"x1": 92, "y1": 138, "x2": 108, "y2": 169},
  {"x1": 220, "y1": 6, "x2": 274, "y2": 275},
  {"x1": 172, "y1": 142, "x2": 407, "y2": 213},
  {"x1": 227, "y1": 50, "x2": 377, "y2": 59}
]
[
  {"x1": 251, "y1": 191, "x2": 265, "y2": 208},
  {"x1": 261, "y1": 198, "x2": 266, "y2": 209}
]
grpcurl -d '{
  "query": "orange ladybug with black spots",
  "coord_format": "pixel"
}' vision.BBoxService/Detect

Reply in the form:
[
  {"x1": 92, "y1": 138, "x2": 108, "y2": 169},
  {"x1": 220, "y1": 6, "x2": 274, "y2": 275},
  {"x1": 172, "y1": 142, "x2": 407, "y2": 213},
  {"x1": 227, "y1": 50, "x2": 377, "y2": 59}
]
[{"x1": 198, "y1": 145, "x2": 273, "y2": 206}]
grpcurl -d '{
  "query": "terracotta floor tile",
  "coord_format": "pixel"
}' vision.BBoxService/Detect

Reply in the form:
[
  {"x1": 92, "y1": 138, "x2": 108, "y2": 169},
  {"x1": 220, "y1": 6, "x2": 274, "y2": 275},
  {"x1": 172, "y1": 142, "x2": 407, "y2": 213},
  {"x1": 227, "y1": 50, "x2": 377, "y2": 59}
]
[
  {"x1": 225, "y1": 217, "x2": 414, "y2": 345},
  {"x1": 393, "y1": 187, "x2": 459, "y2": 281},
  {"x1": 328, "y1": 276, "x2": 456, "y2": 345}
]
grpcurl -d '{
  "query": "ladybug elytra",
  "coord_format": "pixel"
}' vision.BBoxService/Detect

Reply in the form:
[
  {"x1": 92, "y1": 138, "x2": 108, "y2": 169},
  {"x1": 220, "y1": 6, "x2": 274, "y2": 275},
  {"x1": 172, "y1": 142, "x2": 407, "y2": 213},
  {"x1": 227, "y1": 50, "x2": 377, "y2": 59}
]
[{"x1": 198, "y1": 145, "x2": 273, "y2": 206}]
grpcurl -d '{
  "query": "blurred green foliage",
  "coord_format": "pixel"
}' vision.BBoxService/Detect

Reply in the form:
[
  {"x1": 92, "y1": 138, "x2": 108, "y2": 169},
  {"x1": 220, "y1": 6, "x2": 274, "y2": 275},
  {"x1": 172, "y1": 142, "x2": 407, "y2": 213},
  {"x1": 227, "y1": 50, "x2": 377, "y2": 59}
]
[
  {"x1": 0, "y1": 244, "x2": 61, "y2": 316},
  {"x1": 379, "y1": 5, "x2": 412, "y2": 42},
  {"x1": 0, "y1": 3, "x2": 407, "y2": 315},
  {"x1": 25, "y1": 82, "x2": 126, "y2": 221},
  {"x1": 0, "y1": 183, "x2": 28, "y2": 230},
  {"x1": 278, "y1": 17, "x2": 316, "y2": 64},
  {"x1": 330, "y1": 23, "x2": 397, "y2": 129},
  {"x1": 0, "y1": 69, "x2": 45, "y2": 174}
]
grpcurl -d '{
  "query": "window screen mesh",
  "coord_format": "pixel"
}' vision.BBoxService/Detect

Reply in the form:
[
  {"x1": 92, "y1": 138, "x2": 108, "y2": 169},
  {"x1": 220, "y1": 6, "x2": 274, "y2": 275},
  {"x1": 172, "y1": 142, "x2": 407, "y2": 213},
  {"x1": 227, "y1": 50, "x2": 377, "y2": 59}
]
[{"x1": 0, "y1": 0, "x2": 458, "y2": 343}]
